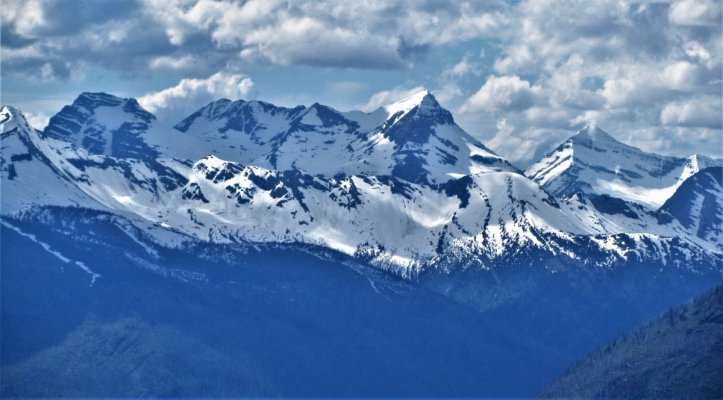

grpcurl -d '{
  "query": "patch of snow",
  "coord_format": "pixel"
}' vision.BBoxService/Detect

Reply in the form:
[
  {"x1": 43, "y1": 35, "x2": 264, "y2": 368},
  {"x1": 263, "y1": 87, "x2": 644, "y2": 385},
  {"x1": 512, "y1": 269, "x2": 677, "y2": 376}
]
[{"x1": 1, "y1": 219, "x2": 102, "y2": 286}]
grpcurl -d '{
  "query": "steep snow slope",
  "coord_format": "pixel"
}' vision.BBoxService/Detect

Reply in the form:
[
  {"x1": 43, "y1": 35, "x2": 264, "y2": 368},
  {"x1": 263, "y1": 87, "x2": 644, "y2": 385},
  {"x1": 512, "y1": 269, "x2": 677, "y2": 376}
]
[
  {"x1": 45, "y1": 92, "x2": 165, "y2": 160},
  {"x1": 0, "y1": 106, "x2": 101, "y2": 213},
  {"x1": 658, "y1": 167, "x2": 723, "y2": 245},
  {"x1": 1, "y1": 104, "x2": 194, "y2": 248},
  {"x1": 167, "y1": 156, "x2": 578, "y2": 272},
  {"x1": 352, "y1": 90, "x2": 515, "y2": 184},
  {"x1": 44, "y1": 92, "x2": 201, "y2": 161},
  {"x1": 38, "y1": 93, "x2": 191, "y2": 206},
  {"x1": 173, "y1": 98, "x2": 303, "y2": 164},
  {"x1": 150, "y1": 154, "x2": 715, "y2": 274},
  {"x1": 2, "y1": 94, "x2": 721, "y2": 275},
  {"x1": 526, "y1": 126, "x2": 721, "y2": 209},
  {"x1": 176, "y1": 90, "x2": 515, "y2": 184}
]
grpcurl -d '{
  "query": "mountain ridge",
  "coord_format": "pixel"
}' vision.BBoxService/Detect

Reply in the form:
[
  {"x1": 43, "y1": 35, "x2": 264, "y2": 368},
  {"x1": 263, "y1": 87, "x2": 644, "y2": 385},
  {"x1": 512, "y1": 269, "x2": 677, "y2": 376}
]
[
  {"x1": 1, "y1": 92, "x2": 721, "y2": 276},
  {"x1": 172, "y1": 89, "x2": 515, "y2": 184},
  {"x1": 526, "y1": 125, "x2": 722, "y2": 209},
  {"x1": 658, "y1": 166, "x2": 723, "y2": 245}
]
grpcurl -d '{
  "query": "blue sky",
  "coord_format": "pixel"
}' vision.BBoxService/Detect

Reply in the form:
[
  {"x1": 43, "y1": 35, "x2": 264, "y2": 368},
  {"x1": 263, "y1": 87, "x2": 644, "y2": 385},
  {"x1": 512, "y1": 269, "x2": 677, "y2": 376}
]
[{"x1": 2, "y1": 0, "x2": 721, "y2": 166}]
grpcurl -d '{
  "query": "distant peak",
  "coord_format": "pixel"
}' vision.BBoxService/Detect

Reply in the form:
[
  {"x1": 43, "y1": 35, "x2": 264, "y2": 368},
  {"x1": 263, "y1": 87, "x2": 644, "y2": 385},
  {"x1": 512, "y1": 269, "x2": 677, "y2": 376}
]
[
  {"x1": 1, "y1": 105, "x2": 29, "y2": 124},
  {"x1": 74, "y1": 92, "x2": 125, "y2": 106},
  {"x1": 1, "y1": 105, "x2": 23, "y2": 119},
  {"x1": 383, "y1": 89, "x2": 445, "y2": 120},
  {"x1": 417, "y1": 90, "x2": 440, "y2": 107},
  {"x1": 0, "y1": 105, "x2": 33, "y2": 135},
  {"x1": 207, "y1": 98, "x2": 236, "y2": 108},
  {"x1": 308, "y1": 102, "x2": 345, "y2": 116},
  {"x1": 404, "y1": 88, "x2": 431, "y2": 101},
  {"x1": 387, "y1": 89, "x2": 431, "y2": 107},
  {"x1": 687, "y1": 153, "x2": 722, "y2": 170},
  {"x1": 570, "y1": 125, "x2": 619, "y2": 145},
  {"x1": 577, "y1": 124, "x2": 607, "y2": 136},
  {"x1": 66, "y1": 92, "x2": 154, "y2": 121},
  {"x1": 198, "y1": 98, "x2": 235, "y2": 113},
  {"x1": 688, "y1": 154, "x2": 711, "y2": 163}
]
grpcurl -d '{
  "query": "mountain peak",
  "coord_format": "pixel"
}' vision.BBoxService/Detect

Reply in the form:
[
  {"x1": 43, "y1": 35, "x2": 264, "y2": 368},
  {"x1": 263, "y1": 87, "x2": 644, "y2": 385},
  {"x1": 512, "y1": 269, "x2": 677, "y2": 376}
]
[
  {"x1": 69, "y1": 93, "x2": 153, "y2": 119},
  {"x1": 73, "y1": 92, "x2": 126, "y2": 108},
  {"x1": 383, "y1": 89, "x2": 439, "y2": 117},
  {"x1": 527, "y1": 124, "x2": 723, "y2": 209},
  {"x1": 1, "y1": 105, "x2": 34, "y2": 136},
  {"x1": 380, "y1": 89, "x2": 454, "y2": 133},
  {"x1": 173, "y1": 97, "x2": 305, "y2": 134},
  {"x1": 1, "y1": 105, "x2": 23, "y2": 121},
  {"x1": 570, "y1": 125, "x2": 618, "y2": 145},
  {"x1": 43, "y1": 92, "x2": 157, "y2": 157},
  {"x1": 688, "y1": 153, "x2": 720, "y2": 166}
]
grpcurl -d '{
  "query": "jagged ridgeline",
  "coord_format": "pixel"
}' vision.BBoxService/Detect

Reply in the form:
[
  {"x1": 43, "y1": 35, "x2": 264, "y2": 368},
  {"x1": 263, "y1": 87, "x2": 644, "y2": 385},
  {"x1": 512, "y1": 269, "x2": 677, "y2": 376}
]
[
  {"x1": 1, "y1": 91, "x2": 721, "y2": 274},
  {"x1": 1, "y1": 90, "x2": 722, "y2": 397}
]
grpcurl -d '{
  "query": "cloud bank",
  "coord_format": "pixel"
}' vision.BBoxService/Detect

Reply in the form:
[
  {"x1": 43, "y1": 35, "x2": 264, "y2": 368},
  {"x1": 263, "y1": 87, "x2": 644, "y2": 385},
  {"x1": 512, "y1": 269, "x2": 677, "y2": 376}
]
[{"x1": 2, "y1": 0, "x2": 721, "y2": 165}]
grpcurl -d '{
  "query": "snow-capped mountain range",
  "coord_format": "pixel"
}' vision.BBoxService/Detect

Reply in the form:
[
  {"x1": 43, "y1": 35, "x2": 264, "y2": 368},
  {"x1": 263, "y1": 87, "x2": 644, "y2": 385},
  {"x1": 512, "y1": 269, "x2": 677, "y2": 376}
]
[
  {"x1": 526, "y1": 126, "x2": 721, "y2": 209},
  {"x1": 1, "y1": 91, "x2": 721, "y2": 275}
]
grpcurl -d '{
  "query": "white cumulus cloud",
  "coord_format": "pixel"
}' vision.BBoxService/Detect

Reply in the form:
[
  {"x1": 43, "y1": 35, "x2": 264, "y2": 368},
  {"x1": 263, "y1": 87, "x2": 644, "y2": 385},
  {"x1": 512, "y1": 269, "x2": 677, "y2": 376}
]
[
  {"x1": 669, "y1": 0, "x2": 722, "y2": 26},
  {"x1": 660, "y1": 97, "x2": 722, "y2": 129},
  {"x1": 461, "y1": 75, "x2": 539, "y2": 113},
  {"x1": 24, "y1": 111, "x2": 51, "y2": 131},
  {"x1": 138, "y1": 72, "x2": 257, "y2": 123}
]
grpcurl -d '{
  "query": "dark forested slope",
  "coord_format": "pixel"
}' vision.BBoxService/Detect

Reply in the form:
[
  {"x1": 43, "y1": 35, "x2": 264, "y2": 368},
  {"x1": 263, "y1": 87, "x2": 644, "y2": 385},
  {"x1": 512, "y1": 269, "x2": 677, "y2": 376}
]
[{"x1": 542, "y1": 284, "x2": 723, "y2": 398}]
